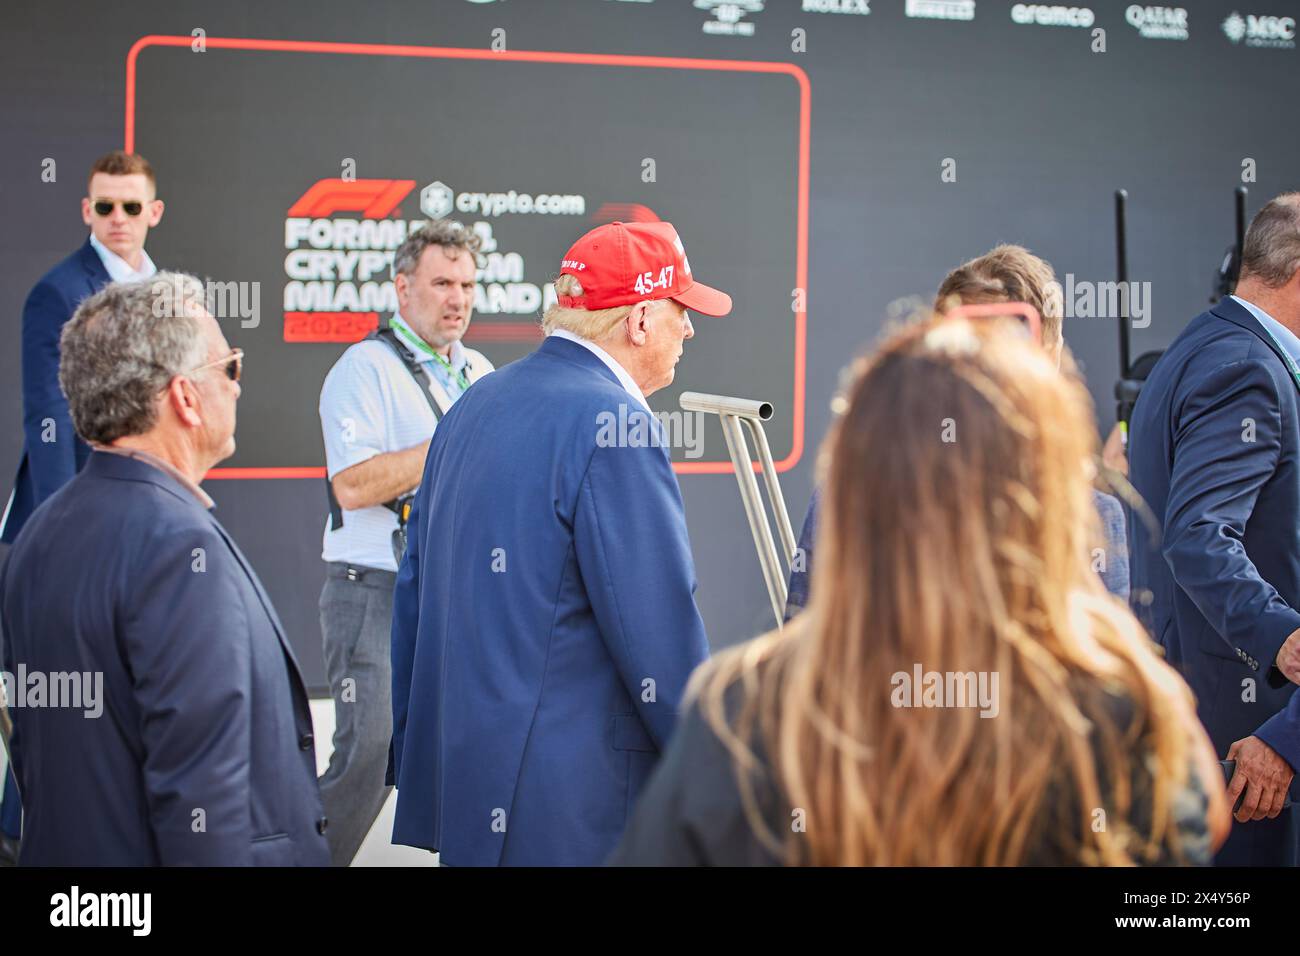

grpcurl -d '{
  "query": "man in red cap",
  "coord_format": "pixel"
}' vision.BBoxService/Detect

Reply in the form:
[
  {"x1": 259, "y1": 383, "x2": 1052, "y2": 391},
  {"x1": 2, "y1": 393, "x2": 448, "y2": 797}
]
[{"x1": 389, "y1": 221, "x2": 731, "y2": 865}]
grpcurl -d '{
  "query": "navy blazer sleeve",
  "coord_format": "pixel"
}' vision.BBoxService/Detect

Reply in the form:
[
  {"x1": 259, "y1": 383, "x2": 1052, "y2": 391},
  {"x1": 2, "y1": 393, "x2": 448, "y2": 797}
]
[
  {"x1": 20, "y1": 280, "x2": 78, "y2": 500},
  {"x1": 573, "y1": 434, "x2": 710, "y2": 750},
  {"x1": 1162, "y1": 357, "x2": 1300, "y2": 691},
  {"x1": 389, "y1": 480, "x2": 423, "y2": 787},
  {"x1": 126, "y1": 524, "x2": 255, "y2": 865},
  {"x1": 1256, "y1": 686, "x2": 1300, "y2": 772},
  {"x1": 784, "y1": 490, "x2": 819, "y2": 621}
]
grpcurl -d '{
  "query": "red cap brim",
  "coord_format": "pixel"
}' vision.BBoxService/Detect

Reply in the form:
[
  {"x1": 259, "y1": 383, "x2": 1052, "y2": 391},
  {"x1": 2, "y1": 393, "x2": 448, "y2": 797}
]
[{"x1": 673, "y1": 280, "x2": 732, "y2": 317}]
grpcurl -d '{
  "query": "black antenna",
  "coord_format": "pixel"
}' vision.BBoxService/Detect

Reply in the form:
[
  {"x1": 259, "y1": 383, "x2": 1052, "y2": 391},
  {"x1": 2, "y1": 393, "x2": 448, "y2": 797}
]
[
  {"x1": 1114, "y1": 188, "x2": 1162, "y2": 430},
  {"x1": 1213, "y1": 185, "x2": 1249, "y2": 302},
  {"x1": 1115, "y1": 189, "x2": 1130, "y2": 379},
  {"x1": 1232, "y1": 185, "x2": 1247, "y2": 295}
]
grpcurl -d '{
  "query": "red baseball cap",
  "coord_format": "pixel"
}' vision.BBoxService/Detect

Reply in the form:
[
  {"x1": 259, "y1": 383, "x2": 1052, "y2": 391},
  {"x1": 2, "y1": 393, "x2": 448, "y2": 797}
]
[{"x1": 557, "y1": 221, "x2": 733, "y2": 316}]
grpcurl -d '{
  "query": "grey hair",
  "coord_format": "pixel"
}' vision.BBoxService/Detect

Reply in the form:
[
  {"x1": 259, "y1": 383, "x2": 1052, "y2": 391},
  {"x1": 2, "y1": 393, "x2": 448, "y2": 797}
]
[
  {"x1": 392, "y1": 219, "x2": 482, "y2": 278},
  {"x1": 1241, "y1": 192, "x2": 1300, "y2": 289},
  {"x1": 541, "y1": 273, "x2": 632, "y2": 339},
  {"x1": 59, "y1": 272, "x2": 209, "y2": 444}
]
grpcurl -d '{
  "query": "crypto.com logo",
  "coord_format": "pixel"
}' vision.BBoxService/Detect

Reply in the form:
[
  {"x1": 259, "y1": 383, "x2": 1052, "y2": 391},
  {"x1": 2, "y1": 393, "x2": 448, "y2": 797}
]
[{"x1": 420, "y1": 181, "x2": 454, "y2": 219}]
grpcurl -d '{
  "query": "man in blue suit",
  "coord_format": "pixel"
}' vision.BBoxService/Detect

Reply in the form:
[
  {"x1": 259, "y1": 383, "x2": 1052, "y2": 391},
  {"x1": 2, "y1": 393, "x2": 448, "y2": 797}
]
[
  {"x1": 1129, "y1": 193, "x2": 1300, "y2": 866},
  {"x1": 1, "y1": 149, "x2": 163, "y2": 544},
  {"x1": 390, "y1": 221, "x2": 730, "y2": 865},
  {"x1": 0, "y1": 149, "x2": 163, "y2": 857},
  {"x1": 0, "y1": 275, "x2": 329, "y2": 865}
]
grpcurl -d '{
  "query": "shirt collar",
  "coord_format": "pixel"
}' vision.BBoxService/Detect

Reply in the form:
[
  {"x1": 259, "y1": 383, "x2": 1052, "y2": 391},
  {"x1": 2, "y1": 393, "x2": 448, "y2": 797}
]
[
  {"x1": 548, "y1": 328, "x2": 651, "y2": 412},
  {"x1": 1231, "y1": 294, "x2": 1300, "y2": 362},
  {"x1": 88, "y1": 233, "x2": 157, "y2": 283},
  {"x1": 391, "y1": 313, "x2": 467, "y2": 372},
  {"x1": 95, "y1": 446, "x2": 214, "y2": 509}
]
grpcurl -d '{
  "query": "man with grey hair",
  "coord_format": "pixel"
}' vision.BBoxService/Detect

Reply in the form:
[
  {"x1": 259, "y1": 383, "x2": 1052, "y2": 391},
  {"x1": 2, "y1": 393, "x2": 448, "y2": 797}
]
[
  {"x1": 316, "y1": 219, "x2": 493, "y2": 865},
  {"x1": 0, "y1": 274, "x2": 329, "y2": 865},
  {"x1": 1131, "y1": 192, "x2": 1300, "y2": 867}
]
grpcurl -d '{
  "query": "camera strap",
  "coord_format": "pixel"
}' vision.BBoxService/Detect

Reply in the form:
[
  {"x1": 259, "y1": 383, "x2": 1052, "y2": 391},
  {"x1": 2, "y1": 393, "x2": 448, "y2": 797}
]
[{"x1": 326, "y1": 327, "x2": 445, "y2": 531}]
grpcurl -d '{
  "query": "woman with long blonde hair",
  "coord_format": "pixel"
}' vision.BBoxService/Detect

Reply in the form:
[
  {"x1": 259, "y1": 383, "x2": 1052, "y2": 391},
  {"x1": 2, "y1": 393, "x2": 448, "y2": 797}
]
[{"x1": 611, "y1": 316, "x2": 1229, "y2": 866}]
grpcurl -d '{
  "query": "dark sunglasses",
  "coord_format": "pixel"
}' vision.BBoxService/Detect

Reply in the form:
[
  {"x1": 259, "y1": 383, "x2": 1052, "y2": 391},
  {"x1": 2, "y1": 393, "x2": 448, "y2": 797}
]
[
  {"x1": 188, "y1": 348, "x2": 243, "y2": 383},
  {"x1": 92, "y1": 200, "x2": 144, "y2": 217}
]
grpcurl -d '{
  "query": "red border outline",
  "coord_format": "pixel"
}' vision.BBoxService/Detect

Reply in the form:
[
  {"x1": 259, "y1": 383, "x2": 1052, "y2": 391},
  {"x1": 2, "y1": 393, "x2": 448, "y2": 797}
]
[{"x1": 125, "y1": 35, "x2": 809, "y2": 479}]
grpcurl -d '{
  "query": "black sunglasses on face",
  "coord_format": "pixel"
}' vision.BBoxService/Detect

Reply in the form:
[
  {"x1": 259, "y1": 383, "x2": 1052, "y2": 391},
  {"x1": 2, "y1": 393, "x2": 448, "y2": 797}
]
[{"x1": 92, "y1": 200, "x2": 144, "y2": 217}]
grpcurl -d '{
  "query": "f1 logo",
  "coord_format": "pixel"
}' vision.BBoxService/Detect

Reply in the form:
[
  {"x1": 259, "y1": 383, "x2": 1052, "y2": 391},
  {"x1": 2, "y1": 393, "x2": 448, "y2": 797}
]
[{"x1": 287, "y1": 179, "x2": 416, "y2": 218}]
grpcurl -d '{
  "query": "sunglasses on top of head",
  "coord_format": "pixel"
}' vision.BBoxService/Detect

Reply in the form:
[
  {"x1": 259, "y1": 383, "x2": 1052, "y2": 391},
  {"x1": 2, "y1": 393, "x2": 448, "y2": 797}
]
[
  {"x1": 92, "y1": 200, "x2": 144, "y2": 217},
  {"x1": 942, "y1": 302, "x2": 1043, "y2": 347}
]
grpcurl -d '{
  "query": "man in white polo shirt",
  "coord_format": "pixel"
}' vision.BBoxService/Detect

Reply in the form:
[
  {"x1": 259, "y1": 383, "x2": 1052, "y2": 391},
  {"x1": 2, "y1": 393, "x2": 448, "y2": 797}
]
[{"x1": 316, "y1": 219, "x2": 493, "y2": 865}]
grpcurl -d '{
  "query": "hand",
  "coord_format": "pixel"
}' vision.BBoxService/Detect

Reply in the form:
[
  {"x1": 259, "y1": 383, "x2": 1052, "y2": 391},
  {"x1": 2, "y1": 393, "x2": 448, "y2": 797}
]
[
  {"x1": 1275, "y1": 627, "x2": 1300, "y2": 685},
  {"x1": 1102, "y1": 423, "x2": 1129, "y2": 478},
  {"x1": 1226, "y1": 736, "x2": 1295, "y2": 823}
]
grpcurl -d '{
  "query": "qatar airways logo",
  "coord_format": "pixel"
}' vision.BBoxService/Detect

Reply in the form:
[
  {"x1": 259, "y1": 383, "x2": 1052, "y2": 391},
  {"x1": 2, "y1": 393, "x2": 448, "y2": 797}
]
[{"x1": 1125, "y1": 6, "x2": 1189, "y2": 40}]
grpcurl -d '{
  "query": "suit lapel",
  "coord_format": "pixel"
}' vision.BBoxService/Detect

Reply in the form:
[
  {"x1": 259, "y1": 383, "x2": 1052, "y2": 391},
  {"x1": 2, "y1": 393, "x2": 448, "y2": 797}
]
[
  {"x1": 205, "y1": 513, "x2": 310, "y2": 693},
  {"x1": 89, "y1": 452, "x2": 311, "y2": 696},
  {"x1": 79, "y1": 238, "x2": 111, "y2": 292},
  {"x1": 1212, "y1": 296, "x2": 1300, "y2": 398}
]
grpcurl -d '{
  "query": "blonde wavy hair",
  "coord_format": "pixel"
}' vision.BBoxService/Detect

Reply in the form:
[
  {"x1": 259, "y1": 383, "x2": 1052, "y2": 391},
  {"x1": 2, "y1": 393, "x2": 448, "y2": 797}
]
[{"x1": 691, "y1": 316, "x2": 1209, "y2": 866}]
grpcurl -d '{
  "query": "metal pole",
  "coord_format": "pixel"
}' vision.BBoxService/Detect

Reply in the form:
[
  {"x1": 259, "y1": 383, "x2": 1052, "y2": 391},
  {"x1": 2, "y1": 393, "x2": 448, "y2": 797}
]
[
  {"x1": 719, "y1": 413, "x2": 788, "y2": 626},
  {"x1": 744, "y1": 417, "x2": 797, "y2": 562}
]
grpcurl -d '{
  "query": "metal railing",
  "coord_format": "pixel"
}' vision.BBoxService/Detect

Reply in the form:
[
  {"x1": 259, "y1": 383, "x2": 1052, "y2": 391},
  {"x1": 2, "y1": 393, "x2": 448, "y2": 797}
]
[{"x1": 680, "y1": 392, "x2": 796, "y2": 627}]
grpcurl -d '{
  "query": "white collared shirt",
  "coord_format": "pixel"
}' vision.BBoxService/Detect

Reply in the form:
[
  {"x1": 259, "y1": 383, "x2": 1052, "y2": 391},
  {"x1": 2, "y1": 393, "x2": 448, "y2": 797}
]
[
  {"x1": 549, "y1": 328, "x2": 651, "y2": 412},
  {"x1": 89, "y1": 233, "x2": 157, "y2": 283},
  {"x1": 318, "y1": 317, "x2": 494, "y2": 572},
  {"x1": 1231, "y1": 295, "x2": 1300, "y2": 362},
  {"x1": 390, "y1": 312, "x2": 472, "y2": 399}
]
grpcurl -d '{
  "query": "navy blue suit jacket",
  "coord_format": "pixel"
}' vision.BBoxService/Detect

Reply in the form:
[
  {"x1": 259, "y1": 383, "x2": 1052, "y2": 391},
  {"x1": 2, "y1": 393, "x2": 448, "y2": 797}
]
[
  {"x1": 0, "y1": 452, "x2": 330, "y2": 866},
  {"x1": 1129, "y1": 295, "x2": 1300, "y2": 866},
  {"x1": 389, "y1": 335, "x2": 710, "y2": 866},
  {"x1": 1, "y1": 239, "x2": 110, "y2": 543}
]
